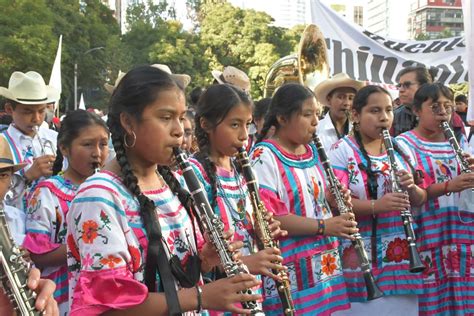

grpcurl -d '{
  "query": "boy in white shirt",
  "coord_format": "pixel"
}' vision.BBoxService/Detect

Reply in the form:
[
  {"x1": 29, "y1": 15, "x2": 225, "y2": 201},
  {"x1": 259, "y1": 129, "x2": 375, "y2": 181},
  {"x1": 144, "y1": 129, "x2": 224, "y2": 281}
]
[
  {"x1": 0, "y1": 71, "x2": 58, "y2": 211},
  {"x1": 315, "y1": 73, "x2": 364, "y2": 150}
]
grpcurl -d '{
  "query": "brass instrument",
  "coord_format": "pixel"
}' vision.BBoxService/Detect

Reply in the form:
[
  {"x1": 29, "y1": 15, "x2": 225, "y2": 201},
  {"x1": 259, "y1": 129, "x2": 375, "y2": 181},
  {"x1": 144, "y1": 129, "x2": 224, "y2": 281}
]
[
  {"x1": 313, "y1": 134, "x2": 383, "y2": 300},
  {"x1": 381, "y1": 129, "x2": 425, "y2": 273},
  {"x1": 263, "y1": 24, "x2": 330, "y2": 97},
  {"x1": 236, "y1": 147, "x2": 296, "y2": 315},
  {"x1": 0, "y1": 204, "x2": 40, "y2": 315},
  {"x1": 173, "y1": 148, "x2": 265, "y2": 315}
]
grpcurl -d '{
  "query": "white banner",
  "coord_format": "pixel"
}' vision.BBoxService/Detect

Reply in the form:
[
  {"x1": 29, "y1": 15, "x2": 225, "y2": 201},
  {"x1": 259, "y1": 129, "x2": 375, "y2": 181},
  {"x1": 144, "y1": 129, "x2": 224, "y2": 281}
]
[{"x1": 309, "y1": 0, "x2": 467, "y2": 89}]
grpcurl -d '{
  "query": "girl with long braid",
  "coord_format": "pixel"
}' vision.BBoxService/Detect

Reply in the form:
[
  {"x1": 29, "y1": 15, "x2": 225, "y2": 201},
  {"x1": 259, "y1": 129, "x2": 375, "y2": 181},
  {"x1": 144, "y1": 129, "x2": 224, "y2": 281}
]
[
  {"x1": 396, "y1": 83, "x2": 474, "y2": 315},
  {"x1": 66, "y1": 66, "x2": 261, "y2": 315},
  {"x1": 24, "y1": 109, "x2": 109, "y2": 315},
  {"x1": 189, "y1": 83, "x2": 286, "y2": 315},
  {"x1": 250, "y1": 83, "x2": 357, "y2": 315},
  {"x1": 328, "y1": 85, "x2": 426, "y2": 315}
]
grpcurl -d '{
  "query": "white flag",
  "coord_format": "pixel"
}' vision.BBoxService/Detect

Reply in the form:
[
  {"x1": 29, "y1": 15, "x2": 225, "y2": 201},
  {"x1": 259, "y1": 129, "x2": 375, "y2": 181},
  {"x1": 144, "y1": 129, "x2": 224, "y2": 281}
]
[
  {"x1": 79, "y1": 93, "x2": 86, "y2": 110},
  {"x1": 462, "y1": 0, "x2": 473, "y2": 123},
  {"x1": 49, "y1": 35, "x2": 62, "y2": 113}
]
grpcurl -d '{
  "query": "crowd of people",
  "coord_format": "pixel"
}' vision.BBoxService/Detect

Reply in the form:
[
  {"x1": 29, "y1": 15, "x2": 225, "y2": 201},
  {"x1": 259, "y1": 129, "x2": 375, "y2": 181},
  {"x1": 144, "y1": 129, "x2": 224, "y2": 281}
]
[{"x1": 0, "y1": 62, "x2": 472, "y2": 316}]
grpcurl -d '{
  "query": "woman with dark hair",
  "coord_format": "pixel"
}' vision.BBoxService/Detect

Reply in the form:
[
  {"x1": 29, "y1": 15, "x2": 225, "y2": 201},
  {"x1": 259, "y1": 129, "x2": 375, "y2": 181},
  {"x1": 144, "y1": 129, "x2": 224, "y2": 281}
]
[
  {"x1": 66, "y1": 66, "x2": 261, "y2": 315},
  {"x1": 251, "y1": 83, "x2": 357, "y2": 315},
  {"x1": 24, "y1": 109, "x2": 110, "y2": 315},
  {"x1": 328, "y1": 85, "x2": 426, "y2": 315},
  {"x1": 396, "y1": 83, "x2": 474, "y2": 315}
]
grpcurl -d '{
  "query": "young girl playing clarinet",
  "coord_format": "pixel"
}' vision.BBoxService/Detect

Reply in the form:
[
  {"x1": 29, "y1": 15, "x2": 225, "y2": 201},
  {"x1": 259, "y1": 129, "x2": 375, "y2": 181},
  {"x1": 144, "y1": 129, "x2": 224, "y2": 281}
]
[
  {"x1": 328, "y1": 85, "x2": 426, "y2": 315},
  {"x1": 396, "y1": 83, "x2": 474, "y2": 315},
  {"x1": 23, "y1": 109, "x2": 110, "y2": 315},
  {"x1": 250, "y1": 83, "x2": 358, "y2": 315},
  {"x1": 66, "y1": 66, "x2": 261, "y2": 315},
  {"x1": 190, "y1": 83, "x2": 286, "y2": 315}
]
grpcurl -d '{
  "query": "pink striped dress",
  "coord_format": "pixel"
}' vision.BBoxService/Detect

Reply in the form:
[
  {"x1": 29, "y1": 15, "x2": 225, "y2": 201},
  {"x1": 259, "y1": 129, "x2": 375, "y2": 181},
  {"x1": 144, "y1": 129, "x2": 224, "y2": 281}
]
[
  {"x1": 250, "y1": 140, "x2": 350, "y2": 316},
  {"x1": 397, "y1": 130, "x2": 474, "y2": 315},
  {"x1": 23, "y1": 175, "x2": 76, "y2": 315},
  {"x1": 328, "y1": 136, "x2": 424, "y2": 314}
]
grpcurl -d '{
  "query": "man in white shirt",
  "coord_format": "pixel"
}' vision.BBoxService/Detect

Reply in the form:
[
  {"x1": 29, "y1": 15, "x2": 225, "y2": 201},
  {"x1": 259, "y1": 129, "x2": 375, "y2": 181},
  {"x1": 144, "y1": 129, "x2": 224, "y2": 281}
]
[
  {"x1": 0, "y1": 71, "x2": 59, "y2": 211},
  {"x1": 315, "y1": 73, "x2": 364, "y2": 150}
]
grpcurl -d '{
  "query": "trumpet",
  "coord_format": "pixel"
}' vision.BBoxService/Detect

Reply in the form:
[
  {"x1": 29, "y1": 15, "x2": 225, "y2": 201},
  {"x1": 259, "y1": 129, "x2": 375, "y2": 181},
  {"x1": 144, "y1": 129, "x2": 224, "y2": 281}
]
[
  {"x1": 236, "y1": 147, "x2": 296, "y2": 315},
  {"x1": 313, "y1": 134, "x2": 383, "y2": 300},
  {"x1": 381, "y1": 129, "x2": 425, "y2": 273},
  {"x1": 32, "y1": 126, "x2": 55, "y2": 156}
]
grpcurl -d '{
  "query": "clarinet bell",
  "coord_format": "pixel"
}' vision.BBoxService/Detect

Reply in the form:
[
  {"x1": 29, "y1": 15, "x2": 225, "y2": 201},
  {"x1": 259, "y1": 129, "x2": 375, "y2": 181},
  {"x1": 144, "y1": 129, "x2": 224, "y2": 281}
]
[
  {"x1": 409, "y1": 246, "x2": 426, "y2": 273},
  {"x1": 363, "y1": 272, "x2": 384, "y2": 301}
]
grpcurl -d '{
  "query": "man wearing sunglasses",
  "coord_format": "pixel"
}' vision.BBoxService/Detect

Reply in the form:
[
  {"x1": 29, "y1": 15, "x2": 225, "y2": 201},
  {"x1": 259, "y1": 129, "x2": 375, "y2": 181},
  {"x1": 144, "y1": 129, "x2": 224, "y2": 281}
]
[{"x1": 392, "y1": 66, "x2": 432, "y2": 136}]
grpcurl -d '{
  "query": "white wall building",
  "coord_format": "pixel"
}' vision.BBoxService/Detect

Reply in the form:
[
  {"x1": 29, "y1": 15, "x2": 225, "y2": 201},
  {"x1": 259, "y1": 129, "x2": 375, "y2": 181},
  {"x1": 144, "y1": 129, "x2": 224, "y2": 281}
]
[{"x1": 365, "y1": 0, "x2": 411, "y2": 39}]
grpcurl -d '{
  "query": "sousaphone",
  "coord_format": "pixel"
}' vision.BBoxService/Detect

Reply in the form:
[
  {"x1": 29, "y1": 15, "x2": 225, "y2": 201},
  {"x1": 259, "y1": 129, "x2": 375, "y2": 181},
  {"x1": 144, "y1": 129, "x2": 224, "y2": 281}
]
[{"x1": 263, "y1": 24, "x2": 330, "y2": 97}]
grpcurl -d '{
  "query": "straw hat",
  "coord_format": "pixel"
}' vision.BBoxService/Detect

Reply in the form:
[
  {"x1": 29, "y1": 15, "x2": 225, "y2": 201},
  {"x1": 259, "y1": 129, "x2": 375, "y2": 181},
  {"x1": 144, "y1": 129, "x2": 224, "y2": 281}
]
[
  {"x1": 0, "y1": 71, "x2": 59, "y2": 105},
  {"x1": 211, "y1": 66, "x2": 251, "y2": 92},
  {"x1": 314, "y1": 73, "x2": 365, "y2": 105},
  {"x1": 104, "y1": 70, "x2": 126, "y2": 94},
  {"x1": 151, "y1": 64, "x2": 191, "y2": 88},
  {"x1": 0, "y1": 137, "x2": 26, "y2": 172}
]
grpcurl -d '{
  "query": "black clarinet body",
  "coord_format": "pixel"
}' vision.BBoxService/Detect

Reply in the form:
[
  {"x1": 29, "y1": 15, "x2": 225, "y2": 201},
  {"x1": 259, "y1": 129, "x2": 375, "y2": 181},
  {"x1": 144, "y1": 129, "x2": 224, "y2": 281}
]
[
  {"x1": 313, "y1": 134, "x2": 383, "y2": 300},
  {"x1": 173, "y1": 148, "x2": 265, "y2": 315},
  {"x1": 440, "y1": 121, "x2": 473, "y2": 178},
  {"x1": 381, "y1": 129, "x2": 425, "y2": 273},
  {"x1": 236, "y1": 147, "x2": 296, "y2": 315}
]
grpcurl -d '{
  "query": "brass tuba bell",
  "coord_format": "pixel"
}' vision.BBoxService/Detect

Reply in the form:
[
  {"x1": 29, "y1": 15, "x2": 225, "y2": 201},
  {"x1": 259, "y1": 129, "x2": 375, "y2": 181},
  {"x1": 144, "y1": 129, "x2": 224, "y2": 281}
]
[{"x1": 263, "y1": 24, "x2": 330, "y2": 97}]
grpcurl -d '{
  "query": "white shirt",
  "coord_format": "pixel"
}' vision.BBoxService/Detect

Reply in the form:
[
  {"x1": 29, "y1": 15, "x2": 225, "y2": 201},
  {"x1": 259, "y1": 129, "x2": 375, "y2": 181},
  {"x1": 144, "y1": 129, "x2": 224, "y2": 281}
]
[
  {"x1": 316, "y1": 113, "x2": 352, "y2": 151},
  {"x1": 3, "y1": 203, "x2": 26, "y2": 245},
  {"x1": 2, "y1": 124, "x2": 58, "y2": 211}
]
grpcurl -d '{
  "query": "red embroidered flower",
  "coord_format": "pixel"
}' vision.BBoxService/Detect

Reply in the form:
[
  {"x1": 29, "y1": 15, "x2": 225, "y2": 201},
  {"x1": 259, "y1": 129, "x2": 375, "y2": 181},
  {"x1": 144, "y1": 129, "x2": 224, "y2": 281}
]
[
  {"x1": 128, "y1": 245, "x2": 141, "y2": 272},
  {"x1": 342, "y1": 245, "x2": 359, "y2": 270},
  {"x1": 444, "y1": 249, "x2": 460, "y2": 272},
  {"x1": 385, "y1": 237, "x2": 409, "y2": 263},
  {"x1": 321, "y1": 253, "x2": 337, "y2": 276},
  {"x1": 100, "y1": 255, "x2": 122, "y2": 268},
  {"x1": 251, "y1": 148, "x2": 264, "y2": 160},
  {"x1": 82, "y1": 220, "x2": 99, "y2": 244},
  {"x1": 422, "y1": 255, "x2": 434, "y2": 278},
  {"x1": 67, "y1": 234, "x2": 80, "y2": 261}
]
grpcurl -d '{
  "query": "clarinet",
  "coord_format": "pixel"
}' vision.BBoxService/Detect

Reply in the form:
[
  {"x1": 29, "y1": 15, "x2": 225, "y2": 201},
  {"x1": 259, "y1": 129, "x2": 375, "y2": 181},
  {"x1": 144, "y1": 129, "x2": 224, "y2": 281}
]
[
  {"x1": 312, "y1": 134, "x2": 383, "y2": 300},
  {"x1": 0, "y1": 204, "x2": 40, "y2": 315},
  {"x1": 440, "y1": 121, "x2": 473, "y2": 188},
  {"x1": 381, "y1": 129, "x2": 425, "y2": 273},
  {"x1": 173, "y1": 148, "x2": 265, "y2": 316},
  {"x1": 236, "y1": 147, "x2": 296, "y2": 315}
]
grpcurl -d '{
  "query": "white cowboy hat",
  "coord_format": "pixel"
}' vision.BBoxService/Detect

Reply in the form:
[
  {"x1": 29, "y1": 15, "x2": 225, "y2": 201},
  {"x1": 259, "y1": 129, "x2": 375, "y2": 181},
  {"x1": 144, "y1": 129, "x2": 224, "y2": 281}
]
[
  {"x1": 211, "y1": 66, "x2": 251, "y2": 92},
  {"x1": 0, "y1": 71, "x2": 59, "y2": 105},
  {"x1": 314, "y1": 72, "x2": 365, "y2": 106},
  {"x1": 151, "y1": 64, "x2": 191, "y2": 88},
  {"x1": 0, "y1": 137, "x2": 26, "y2": 172},
  {"x1": 104, "y1": 70, "x2": 126, "y2": 94}
]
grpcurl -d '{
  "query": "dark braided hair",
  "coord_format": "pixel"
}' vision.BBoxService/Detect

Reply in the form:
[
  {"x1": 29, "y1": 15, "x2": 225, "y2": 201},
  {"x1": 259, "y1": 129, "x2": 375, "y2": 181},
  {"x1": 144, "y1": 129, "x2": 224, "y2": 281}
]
[
  {"x1": 194, "y1": 84, "x2": 252, "y2": 209},
  {"x1": 107, "y1": 65, "x2": 193, "y2": 292},
  {"x1": 256, "y1": 83, "x2": 315, "y2": 144},
  {"x1": 53, "y1": 110, "x2": 108, "y2": 175}
]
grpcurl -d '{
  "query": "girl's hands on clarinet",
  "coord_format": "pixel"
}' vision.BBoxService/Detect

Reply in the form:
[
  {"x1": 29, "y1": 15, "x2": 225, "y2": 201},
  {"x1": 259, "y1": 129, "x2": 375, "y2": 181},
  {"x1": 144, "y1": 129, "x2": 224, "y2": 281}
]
[
  {"x1": 462, "y1": 152, "x2": 474, "y2": 172},
  {"x1": 323, "y1": 213, "x2": 358, "y2": 240},
  {"x1": 325, "y1": 185, "x2": 353, "y2": 210},
  {"x1": 374, "y1": 192, "x2": 411, "y2": 213},
  {"x1": 241, "y1": 247, "x2": 287, "y2": 282},
  {"x1": 201, "y1": 273, "x2": 262, "y2": 315},
  {"x1": 200, "y1": 229, "x2": 244, "y2": 273},
  {"x1": 264, "y1": 211, "x2": 288, "y2": 240},
  {"x1": 397, "y1": 170, "x2": 416, "y2": 192},
  {"x1": 446, "y1": 173, "x2": 474, "y2": 193}
]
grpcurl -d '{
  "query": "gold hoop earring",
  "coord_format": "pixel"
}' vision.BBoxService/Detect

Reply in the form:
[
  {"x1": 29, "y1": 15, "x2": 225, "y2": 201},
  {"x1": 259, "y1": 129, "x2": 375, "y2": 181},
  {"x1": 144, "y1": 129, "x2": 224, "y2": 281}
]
[{"x1": 124, "y1": 131, "x2": 137, "y2": 148}]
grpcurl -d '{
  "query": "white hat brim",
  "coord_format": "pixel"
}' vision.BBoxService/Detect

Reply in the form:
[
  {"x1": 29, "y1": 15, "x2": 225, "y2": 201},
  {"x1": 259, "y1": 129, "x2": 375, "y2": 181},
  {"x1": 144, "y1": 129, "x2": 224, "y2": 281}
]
[
  {"x1": 172, "y1": 74, "x2": 191, "y2": 88},
  {"x1": 211, "y1": 70, "x2": 225, "y2": 84},
  {"x1": 0, "y1": 86, "x2": 59, "y2": 105}
]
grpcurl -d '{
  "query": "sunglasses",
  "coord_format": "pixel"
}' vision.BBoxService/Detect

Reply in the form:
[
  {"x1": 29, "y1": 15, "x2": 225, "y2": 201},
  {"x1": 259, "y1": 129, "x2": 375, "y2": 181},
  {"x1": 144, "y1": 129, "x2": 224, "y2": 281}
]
[{"x1": 396, "y1": 81, "x2": 418, "y2": 90}]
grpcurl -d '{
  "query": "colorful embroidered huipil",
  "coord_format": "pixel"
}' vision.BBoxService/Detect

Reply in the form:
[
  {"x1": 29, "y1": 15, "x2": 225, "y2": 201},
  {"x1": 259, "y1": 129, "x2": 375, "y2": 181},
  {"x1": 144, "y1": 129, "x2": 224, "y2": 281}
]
[
  {"x1": 397, "y1": 130, "x2": 474, "y2": 315},
  {"x1": 250, "y1": 140, "x2": 350, "y2": 316}
]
